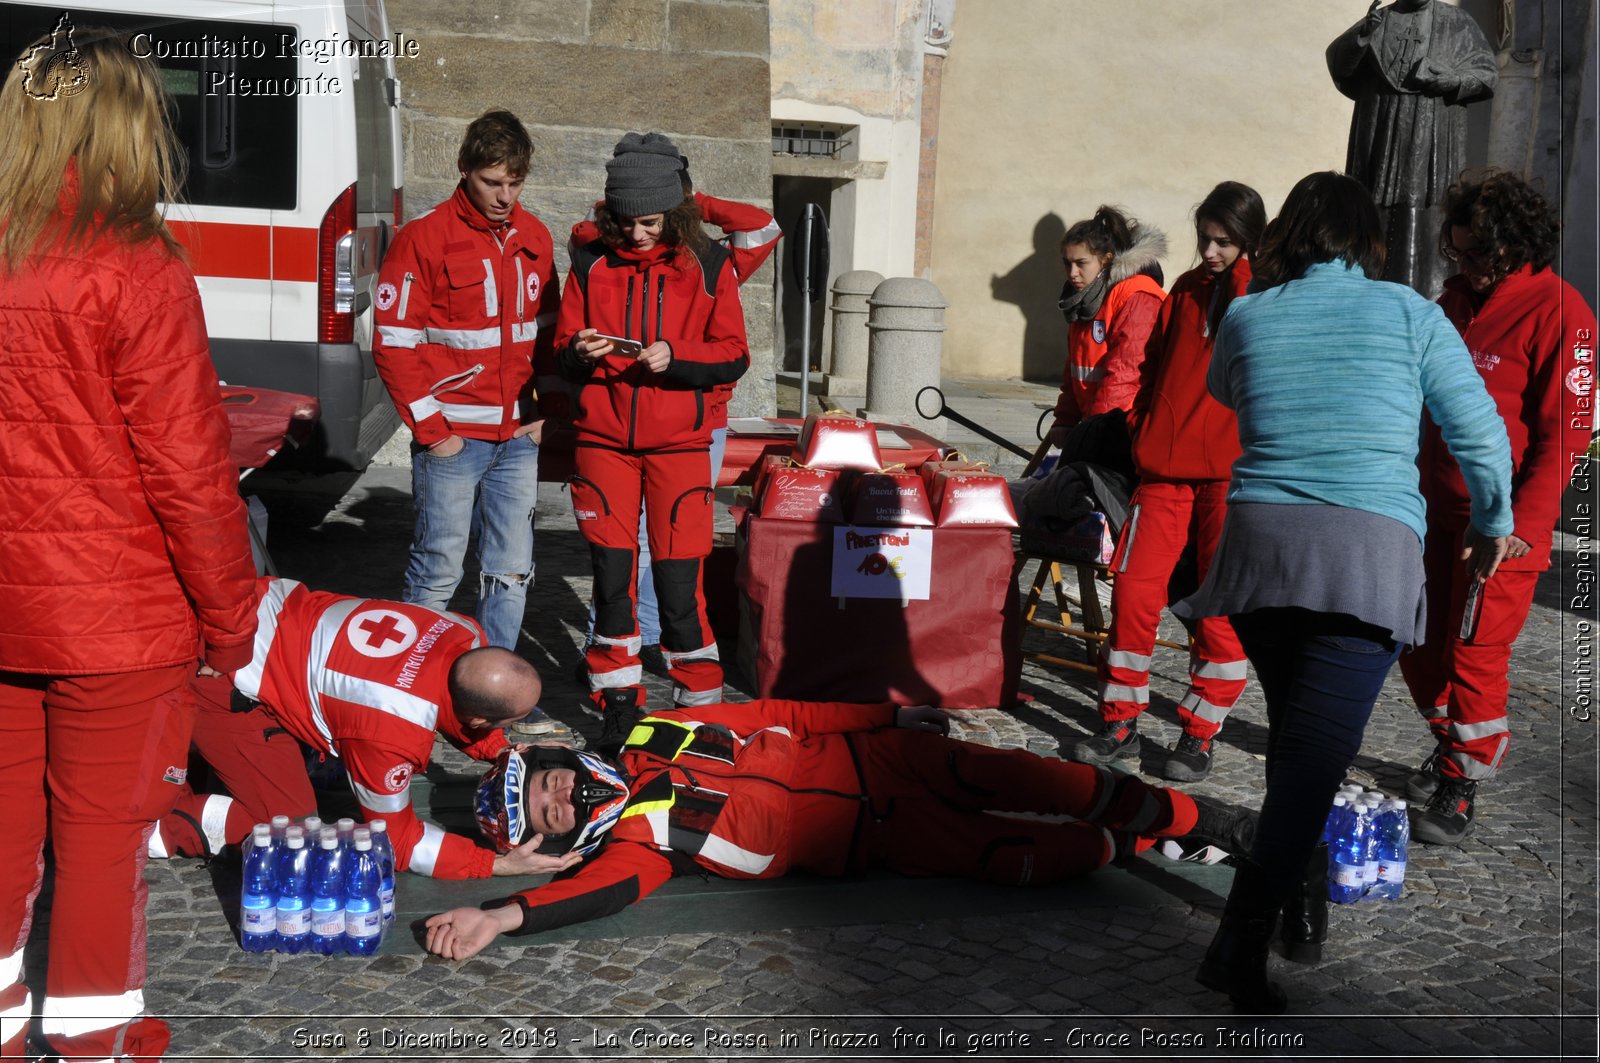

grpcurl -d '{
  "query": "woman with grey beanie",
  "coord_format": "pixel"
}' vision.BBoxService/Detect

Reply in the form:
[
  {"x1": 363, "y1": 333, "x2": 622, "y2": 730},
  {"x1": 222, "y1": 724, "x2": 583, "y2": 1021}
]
[{"x1": 555, "y1": 132, "x2": 751, "y2": 751}]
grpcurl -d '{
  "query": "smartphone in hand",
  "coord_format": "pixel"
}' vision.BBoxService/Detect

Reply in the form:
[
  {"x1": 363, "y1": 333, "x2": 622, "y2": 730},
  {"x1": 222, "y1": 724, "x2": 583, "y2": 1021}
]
[{"x1": 591, "y1": 333, "x2": 645, "y2": 358}]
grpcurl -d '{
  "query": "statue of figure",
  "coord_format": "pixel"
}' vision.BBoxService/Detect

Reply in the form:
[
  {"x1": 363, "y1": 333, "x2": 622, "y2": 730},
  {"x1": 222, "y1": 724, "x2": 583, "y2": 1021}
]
[{"x1": 1327, "y1": 0, "x2": 1497, "y2": 297}]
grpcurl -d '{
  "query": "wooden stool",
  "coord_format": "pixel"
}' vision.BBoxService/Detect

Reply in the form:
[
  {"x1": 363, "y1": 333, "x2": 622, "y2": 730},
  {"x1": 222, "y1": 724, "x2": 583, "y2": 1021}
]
[{"x1": 1018, "y1": 554, "x2": 1191, "y2": 674}]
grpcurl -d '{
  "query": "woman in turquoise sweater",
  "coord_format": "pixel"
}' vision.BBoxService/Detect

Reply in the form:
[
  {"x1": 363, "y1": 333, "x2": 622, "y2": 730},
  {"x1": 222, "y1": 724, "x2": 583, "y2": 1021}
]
[{"x1": 1176, "y1": 172, "x2": 1513, "y2": 1013}]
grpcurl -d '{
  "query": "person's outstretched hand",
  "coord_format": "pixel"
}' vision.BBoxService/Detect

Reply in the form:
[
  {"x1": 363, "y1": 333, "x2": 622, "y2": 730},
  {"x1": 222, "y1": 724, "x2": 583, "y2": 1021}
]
[
  {"x1": 424, "y1": 905, "x2": 521, "y2": 961},
  {"x1": 491, "y1": 836, "x2": 583, "y2": 877}
]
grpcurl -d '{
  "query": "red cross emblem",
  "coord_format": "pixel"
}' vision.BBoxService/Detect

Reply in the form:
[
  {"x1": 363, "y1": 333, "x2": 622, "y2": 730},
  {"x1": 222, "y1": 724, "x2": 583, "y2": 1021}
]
[{"x1": 348, "y1": 609, "x2": 419, "y2": 658}]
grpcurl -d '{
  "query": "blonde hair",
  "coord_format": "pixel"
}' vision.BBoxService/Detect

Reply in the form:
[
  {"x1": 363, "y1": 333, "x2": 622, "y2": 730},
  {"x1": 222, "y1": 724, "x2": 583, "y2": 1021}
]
[{"x1": 0, "y1": 25, "x2": 185, "y2": 272}]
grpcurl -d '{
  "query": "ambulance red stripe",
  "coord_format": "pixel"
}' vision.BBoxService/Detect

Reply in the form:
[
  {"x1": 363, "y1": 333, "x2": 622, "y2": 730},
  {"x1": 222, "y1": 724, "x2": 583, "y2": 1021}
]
[{"x1": 170, "y1": 221, "x2": 318, "y2": 283}]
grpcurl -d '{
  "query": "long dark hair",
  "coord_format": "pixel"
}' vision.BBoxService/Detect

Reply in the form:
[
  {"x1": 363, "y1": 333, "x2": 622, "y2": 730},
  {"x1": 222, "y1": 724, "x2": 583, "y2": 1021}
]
[
  {"x1": 1195, "y1": 181, "x2": 1266, "y2": 331},
  {"x1": 1439, "y1": 169, "x2": 1559, "y2": 286},
  {"x1": 1060, "y1": 204, "x2": 1136, "y2": 258},
  {"x1": 1251, "y1": 171, "x2": 1385, "y2": 290}
]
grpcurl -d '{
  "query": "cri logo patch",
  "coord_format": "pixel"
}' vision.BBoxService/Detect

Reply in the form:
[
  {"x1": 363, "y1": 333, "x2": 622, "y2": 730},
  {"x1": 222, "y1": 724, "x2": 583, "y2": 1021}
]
[
  {"x1": 348, "y1": 609, "x2": 419, "y2": 658},
  {"x1": 1568, "y1": 364, "x2": 1593, "y2": 398},
  {"x1": 526, "y1": 273, "x2": 541, "y2": 304},
  {"x1": 162, "y1": 765, "x2": 188, "y2": 785},
  {"x1": 375, "y1": 282, "x2": 398, "y2": 311},
  {"x1": 384, "y1": 764, "x2": 413, "y2": 793}
]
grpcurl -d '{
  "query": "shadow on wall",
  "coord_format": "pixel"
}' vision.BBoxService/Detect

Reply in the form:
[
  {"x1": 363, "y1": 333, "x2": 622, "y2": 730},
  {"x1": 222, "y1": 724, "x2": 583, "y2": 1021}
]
[{"x1": 990, "y1": 213, "x2": 1067, "y2": 382}]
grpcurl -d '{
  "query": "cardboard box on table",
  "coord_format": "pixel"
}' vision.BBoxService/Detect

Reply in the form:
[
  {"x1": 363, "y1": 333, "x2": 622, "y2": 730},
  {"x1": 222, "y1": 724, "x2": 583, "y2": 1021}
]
[{"x1": 735, "y1": 514, "x2": 1020, "y2": 709}]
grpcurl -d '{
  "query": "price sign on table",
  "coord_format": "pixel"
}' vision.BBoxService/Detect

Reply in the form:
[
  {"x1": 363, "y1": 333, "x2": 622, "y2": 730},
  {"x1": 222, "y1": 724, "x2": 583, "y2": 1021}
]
[{"x1": 829, "y1": 526, "x2": 933, "y2": 600}]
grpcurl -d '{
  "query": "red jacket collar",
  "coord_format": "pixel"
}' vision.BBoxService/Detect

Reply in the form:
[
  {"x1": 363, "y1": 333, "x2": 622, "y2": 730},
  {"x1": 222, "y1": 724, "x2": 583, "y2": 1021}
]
[{"x1": 449, "y1": 183, "x2": 529, "y2": 239}]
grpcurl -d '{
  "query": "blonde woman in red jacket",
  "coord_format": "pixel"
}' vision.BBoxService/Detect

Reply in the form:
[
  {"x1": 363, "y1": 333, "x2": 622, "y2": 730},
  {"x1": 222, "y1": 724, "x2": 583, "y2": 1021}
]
[
  {"x1": 1399, "y1": 170, "x2": 1597, "y2": 845},
  {"x1": 0, "y1": 29, "x2": 256, "y2": 1061},
  {"x1": 1070, "y1": 183, "x2": 1266, "y2": 781}
]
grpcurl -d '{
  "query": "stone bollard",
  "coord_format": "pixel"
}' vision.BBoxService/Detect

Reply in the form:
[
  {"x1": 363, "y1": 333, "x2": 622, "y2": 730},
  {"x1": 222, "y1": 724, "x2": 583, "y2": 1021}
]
[
  {"x1": 860, "y1": 277, "x2": 946, "y2": 437},
  {"x1": 823, "y1": 270, "x2": 883, "y2": 398}
]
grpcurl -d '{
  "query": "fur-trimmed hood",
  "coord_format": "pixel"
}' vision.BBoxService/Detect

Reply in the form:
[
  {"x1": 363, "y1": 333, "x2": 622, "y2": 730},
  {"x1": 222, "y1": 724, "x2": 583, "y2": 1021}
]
[{"x1": 1108, "y1": 224, "x2": 1168, "y2": 287}]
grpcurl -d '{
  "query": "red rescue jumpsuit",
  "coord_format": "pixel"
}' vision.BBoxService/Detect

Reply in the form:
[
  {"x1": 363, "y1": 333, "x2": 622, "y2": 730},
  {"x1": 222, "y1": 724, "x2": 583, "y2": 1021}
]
[
  {"x1": 556, "y1": 237, "x2": 749, "y2": 711},
  {"x1": 1399, "y1": 266, "x2": 1596, "y2": 781},
  {"x1": 153, "y1": 578, "x2": 511, "y2": 879},
  {"x1": 486, "y1": 701, "x2": 1204, "y2": 937},
  {"x1": 1099, "y1": 263, "x2": 1253, "y2": 739}
]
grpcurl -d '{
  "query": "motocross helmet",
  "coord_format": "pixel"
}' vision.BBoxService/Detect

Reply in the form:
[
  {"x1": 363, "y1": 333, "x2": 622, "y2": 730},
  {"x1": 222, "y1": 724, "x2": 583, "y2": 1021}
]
[{"x1": 474, "y1": 746, "x2": 629, "y2": 857}]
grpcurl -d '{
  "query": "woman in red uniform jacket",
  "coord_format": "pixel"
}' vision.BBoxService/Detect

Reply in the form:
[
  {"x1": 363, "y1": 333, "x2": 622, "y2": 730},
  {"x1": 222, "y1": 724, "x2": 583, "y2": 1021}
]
[
  {"x1": 1048, "y1": 205, "x2": 1167, "y2": 445},
  {"x1": 1399, "y1": 170, "x2": 1597, "y2": 845},
  {"x1": 0, "y1": 31, "x2": 256, "y2": 1061},
  {"x1": 1071, "y1": 182, "x2": 1266, "y2": 782},
  {"x1": 556, "y1": 132, "x2": 750, "y2": 752}
]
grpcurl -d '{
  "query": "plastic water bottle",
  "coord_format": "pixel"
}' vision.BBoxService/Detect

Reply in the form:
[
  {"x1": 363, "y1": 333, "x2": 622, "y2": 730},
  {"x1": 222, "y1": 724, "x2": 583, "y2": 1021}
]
[
  {"x1": 274, "y1": 826, "x2": 312, "y2": 954},
  {"x1": 336, "y1": 818, "x2": 357, "y2": 850},
  {"x1": 1370, "y1": 799, "x2": 1410, "y2": 900},
  {"x1": 344, "y1": 828, "x2": 384, "y2": 955},
  {"x1": 1321, "y1": 794, "x2": 1350, "y2": 844},
  {"x1": 240, "y1": 824, "x2": 278, "y2": 953},
  {"x1": 269, "y1": 814, "x2": 291, "y2": 855},
  {"x1": 1329, "y1": 801, "x2": 1370, "y2": 904},
  {"x1": 302, "y1": 815, "x2": 324, "y2": 840},
  {"x1": 368, "y1": 819, "x2": 397, "y2": 926},
  {"x1": 309, "y1": 828, "x2": 347, "y2": 955},
  {"x1": 1359, "y1": 793, "x2": 1385, "y2": 897}
]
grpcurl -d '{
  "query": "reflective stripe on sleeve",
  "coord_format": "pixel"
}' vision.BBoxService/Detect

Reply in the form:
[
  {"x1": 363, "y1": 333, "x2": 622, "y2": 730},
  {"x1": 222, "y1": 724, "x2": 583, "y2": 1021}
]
[
  {"x1": 511, "y1": 321, "x2": 539, "y2": 344},
  {"x1": 377, "y1": 325, "x2": 424, "y2": 349},
  {"x1": 407, "y1": 822, "x2": 447, "y2": 876},
  {"x1": 0, "y1": 951, "x2": 21, "y2": 988},
  {"x1": 319, "y1": 670, "x2": 439, "y2": 731},
  {"x1": 233, "y1": 578, "x2": 298, "y2": 700},
  {"x1": 729, "y1": 221, "x2": 781, "y2": 249},
  {"x1": 352, "y1": 778, "x2": 411, "y2": 815},
  {"x1": 1, "y1": 990, "x2": 30, "y2": 1045}
]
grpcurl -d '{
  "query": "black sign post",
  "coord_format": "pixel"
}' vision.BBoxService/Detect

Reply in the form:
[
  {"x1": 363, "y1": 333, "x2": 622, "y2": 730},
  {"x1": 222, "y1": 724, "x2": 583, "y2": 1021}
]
[{"x1": 789, "y1": 203, "x2": 830, "y2": 414}]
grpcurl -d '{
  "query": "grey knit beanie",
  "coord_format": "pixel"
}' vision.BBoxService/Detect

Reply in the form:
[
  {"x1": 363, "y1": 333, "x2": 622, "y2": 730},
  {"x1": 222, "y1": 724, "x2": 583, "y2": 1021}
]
[{"x1": 604, "y1": 132, "x2": 688, "y2": 217}]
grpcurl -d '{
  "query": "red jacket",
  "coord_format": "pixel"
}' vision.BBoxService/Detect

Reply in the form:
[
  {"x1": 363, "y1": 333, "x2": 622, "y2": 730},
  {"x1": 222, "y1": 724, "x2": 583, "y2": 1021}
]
[
  {"x1": 1054, "y1": 274, "x2": 1164, "y2": 428},
  {"x1": 552, "y1": 193, "x2": 780, "y2": 432},
  {"x1": 235, "y1": 578, "x2": 510, "y2": 879},
  {"x1": 373, "y1": 185, "x2": 560, "y2": 447},
  {"x1": 1129, "y1": 262, "x2": 1250, "y2": 481},
  {"x1": 0, "y1": 220, "x2": 256, "y2": 675},
  {"x1": 1419, "y1": 265, "x2": 1596, "y2": 564},
  {"x1": 496, "y1": 700, "x2": 897, "y2": 936},
  {"x1": 555, "y1": 236, "x2": 749, "y2": 451}
]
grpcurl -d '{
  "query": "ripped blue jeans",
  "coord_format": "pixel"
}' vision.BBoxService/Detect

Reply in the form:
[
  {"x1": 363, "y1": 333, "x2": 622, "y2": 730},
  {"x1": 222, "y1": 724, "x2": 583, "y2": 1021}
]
[{"x1": 404, "y1": 434, "x2": 540, "y2": 650}]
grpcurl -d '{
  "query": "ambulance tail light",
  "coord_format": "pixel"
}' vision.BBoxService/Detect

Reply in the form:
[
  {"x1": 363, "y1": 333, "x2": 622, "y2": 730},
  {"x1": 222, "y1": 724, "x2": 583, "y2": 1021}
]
[
  {"x1": 318, "y1": 182, "x2": 357, "y2": 344},
  {"x1": 393, "y1": 188, "x2": 404, "y2": 224}
]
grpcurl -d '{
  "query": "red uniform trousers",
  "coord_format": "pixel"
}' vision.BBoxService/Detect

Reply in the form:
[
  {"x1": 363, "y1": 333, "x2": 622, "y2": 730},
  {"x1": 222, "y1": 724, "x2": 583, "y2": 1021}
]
[
  {"x1": 848, "y1": 729, "x2": 1202, "y2": 882},
  {"x1": 1398, "y1": 512, "x2": 1541, "y2": 782},
  {"x1": 0, "y1": 664, "x2": 193, "y2": 1062},
  {"x1": 152, "y1": 675, "x2": 316, "y2": 859},
  {"x1": 1097, "y1": 481, "x2": 1248, "y2": 737},
  {"x1": 571, "y1": 446, "x2": 722, "y2": 708}
]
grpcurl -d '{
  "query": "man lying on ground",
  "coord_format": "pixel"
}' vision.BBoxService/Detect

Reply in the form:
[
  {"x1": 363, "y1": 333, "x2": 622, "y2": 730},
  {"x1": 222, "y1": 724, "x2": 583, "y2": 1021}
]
[
  {"x1": 423, "y1": 699, "x2": 1253, "y2": 959},
  {"x1": 150, "y1": 577, "x2": 578, "y2": 879}
]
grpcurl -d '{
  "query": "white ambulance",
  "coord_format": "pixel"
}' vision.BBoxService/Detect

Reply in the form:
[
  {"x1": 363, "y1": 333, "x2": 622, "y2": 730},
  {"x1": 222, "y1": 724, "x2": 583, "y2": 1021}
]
[{"x1": 0, "y1": 0, "x2": 404, "y2": 468}]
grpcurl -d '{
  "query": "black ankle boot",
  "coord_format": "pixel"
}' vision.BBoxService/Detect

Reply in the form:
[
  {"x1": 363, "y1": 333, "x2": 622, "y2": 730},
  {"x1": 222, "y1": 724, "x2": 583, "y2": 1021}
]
[
  {"x1": 1279, "y1": 843, "x2": 1328, "y2": 964},
  {"x1": 1196, "y1": 860, "x2": 1289, "y2": 1014}
]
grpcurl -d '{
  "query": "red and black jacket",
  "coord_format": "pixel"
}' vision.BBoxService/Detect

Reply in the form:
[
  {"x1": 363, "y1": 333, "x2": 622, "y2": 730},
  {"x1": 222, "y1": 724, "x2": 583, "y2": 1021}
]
[{"x1": 555, "y1": 239, "x2": 749, "y2": 451}]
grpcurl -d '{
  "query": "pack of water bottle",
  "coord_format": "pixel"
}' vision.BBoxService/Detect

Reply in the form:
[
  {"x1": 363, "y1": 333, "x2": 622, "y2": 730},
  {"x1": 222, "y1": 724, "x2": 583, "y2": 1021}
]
[
  {"x1": 1325, "y1": 784, "x2": 1409, "y2": 904},
  {"x1": 240, "y1": 814, "x2": 397, "y2": 954}
]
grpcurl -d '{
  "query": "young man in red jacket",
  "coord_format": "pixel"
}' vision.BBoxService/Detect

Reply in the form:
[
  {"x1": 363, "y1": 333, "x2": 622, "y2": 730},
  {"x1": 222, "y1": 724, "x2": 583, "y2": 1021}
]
[
  {"x1": 373, "y1": 110, "x2": 563, "y2": 736},
  {"x1": 556, "y1": 133, "x2": 750, "y2": 752},
  {"x1": 1400, "y1": 171, "x2": 1597, "y2": 843},
  {"x1": 148, "y1": 579, "x2": 578, "y2": 881},
  {"x1": 422, "y1": 699, "x2": 1257, "y2": 959}
]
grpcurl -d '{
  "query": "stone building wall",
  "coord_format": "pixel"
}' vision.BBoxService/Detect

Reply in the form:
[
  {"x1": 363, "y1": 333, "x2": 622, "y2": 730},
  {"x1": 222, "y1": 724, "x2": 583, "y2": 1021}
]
[{"x1": 385, "y1": 0, "x2": 778, "y2": 415}]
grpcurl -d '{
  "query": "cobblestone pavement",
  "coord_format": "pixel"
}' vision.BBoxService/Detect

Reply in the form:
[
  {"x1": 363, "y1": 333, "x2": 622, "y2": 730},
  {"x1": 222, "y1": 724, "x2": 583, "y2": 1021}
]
[{"x1": 28, "y1": 381, "x2": 1596, "y2": 1061}]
